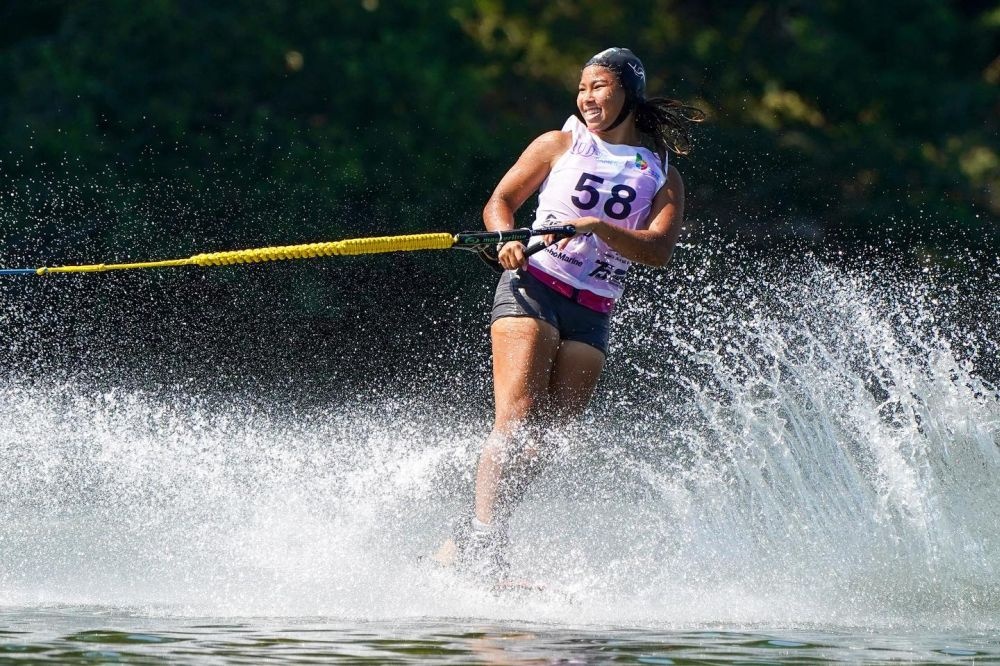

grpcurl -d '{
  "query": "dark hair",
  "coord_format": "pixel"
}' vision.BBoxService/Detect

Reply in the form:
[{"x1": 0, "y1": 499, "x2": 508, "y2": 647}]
[{"x1": 635, "y1": 97, "x2": 705, "y2": 159}]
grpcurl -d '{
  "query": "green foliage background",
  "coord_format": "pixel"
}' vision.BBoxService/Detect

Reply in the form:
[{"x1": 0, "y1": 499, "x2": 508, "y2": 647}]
[
  {"x1": 3, "y1": 0, "x2": 997, "y2": 249},
  {"x1": 0, "y1": 0, "x2": 997, "y2": 390}
]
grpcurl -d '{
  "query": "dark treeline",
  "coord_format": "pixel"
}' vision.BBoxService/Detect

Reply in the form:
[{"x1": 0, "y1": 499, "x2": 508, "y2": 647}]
[{"x1": 0, "y1": 1, "x2": 997, "y2": 392}]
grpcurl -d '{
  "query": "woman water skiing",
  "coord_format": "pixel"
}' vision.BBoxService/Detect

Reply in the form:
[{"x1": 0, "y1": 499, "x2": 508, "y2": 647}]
[{"x1": 438, "y1": 47, "x2": 703, "y2": 580}]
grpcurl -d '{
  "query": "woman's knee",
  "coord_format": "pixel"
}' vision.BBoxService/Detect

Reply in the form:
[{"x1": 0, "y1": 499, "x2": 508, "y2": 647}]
[{"x1": 494, "y1": 393, "x2": 545, "y2": 433}]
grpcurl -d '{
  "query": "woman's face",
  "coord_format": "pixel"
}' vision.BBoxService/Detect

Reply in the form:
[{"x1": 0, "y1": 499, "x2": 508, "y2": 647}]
[{"x1": 577, "y1": 65, "x2": 625, "y2": 131}]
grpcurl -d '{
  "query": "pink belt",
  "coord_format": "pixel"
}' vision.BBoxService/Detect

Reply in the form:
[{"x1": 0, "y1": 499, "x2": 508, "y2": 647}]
[{"x1": 525, "y1": 264, "x2": 615, "y2": 314}]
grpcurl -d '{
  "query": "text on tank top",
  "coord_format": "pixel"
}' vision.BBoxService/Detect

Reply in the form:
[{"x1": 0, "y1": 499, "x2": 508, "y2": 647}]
[{"x1": 528, "y1": 116, "x2": 668, "y2": 300}]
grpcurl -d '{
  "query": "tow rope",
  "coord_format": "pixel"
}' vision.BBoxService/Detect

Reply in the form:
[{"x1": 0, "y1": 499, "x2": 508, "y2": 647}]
[{"x1": 0, "y1": 226, "x2": 575, "y2": 276}]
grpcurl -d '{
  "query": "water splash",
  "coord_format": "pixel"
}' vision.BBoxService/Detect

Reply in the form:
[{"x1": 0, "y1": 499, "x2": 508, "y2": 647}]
[{"x1": 1, "y1": 245, "x2": 997, "y2": 630}]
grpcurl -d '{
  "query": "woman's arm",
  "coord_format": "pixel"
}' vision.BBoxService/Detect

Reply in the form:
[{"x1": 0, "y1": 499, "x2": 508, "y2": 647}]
[
  {"x1": 484, "y1": 130, "x2": 571, "y2": 270},
  {"x1": 568, "y1": 165, "x2": 685, "y2": 267}
]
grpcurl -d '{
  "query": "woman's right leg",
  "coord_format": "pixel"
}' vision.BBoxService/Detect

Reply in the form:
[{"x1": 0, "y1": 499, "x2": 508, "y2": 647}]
[{"x1": 474, "y1": 315, "x2": 561, "y2": 525}]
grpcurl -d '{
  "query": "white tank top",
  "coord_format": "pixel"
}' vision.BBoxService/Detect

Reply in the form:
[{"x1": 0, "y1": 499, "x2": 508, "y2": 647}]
[{"x1": 528, "y1": 116, "x2": 667, "y2": 300}]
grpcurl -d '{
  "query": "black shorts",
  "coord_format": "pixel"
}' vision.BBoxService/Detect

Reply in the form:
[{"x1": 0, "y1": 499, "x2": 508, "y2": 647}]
[{"x1": 490, "y1": 268, "x2": 612, "y2": 355}]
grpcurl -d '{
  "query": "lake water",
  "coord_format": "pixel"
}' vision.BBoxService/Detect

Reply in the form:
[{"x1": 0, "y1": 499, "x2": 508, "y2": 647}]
[
  {"x1": 1, "y1": 610, "x2": 998, "y2": 664},
  {"x1": 2, "y1": 249, "x2": 998, "y2": 663}
]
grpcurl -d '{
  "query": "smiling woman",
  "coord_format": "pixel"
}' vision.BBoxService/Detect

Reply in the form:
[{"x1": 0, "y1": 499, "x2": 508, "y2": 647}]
[{"x1": 435, "y1": 48, "x2": 705, "y2": 583}]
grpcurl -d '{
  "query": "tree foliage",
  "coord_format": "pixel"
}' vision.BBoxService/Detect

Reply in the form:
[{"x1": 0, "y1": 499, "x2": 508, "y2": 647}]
[{"x1": 1, "y1": 1, "x2": 996, "y2": 254}]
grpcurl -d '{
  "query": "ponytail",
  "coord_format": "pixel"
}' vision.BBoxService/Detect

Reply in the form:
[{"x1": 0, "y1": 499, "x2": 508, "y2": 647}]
[{"x1": 635, "y1": 97, "x2": 705, "y2": 161}]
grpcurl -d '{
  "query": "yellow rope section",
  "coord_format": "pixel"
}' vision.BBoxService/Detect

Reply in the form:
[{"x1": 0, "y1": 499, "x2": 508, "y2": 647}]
[
  {"x1": 191, "y1": 233, "x2": 455, "y2": 266},
  {"x1": 33, "y1": 233, "x2": 457, "y2": 274},
  {"x1": 37, "y1": 259, "x2": 192, "y2": 275}
]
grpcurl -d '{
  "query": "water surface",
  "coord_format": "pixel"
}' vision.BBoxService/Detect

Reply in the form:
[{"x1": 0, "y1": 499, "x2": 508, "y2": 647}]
[{"x1": 2, "y1": 609, "x2": 998, "y2": 664}]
